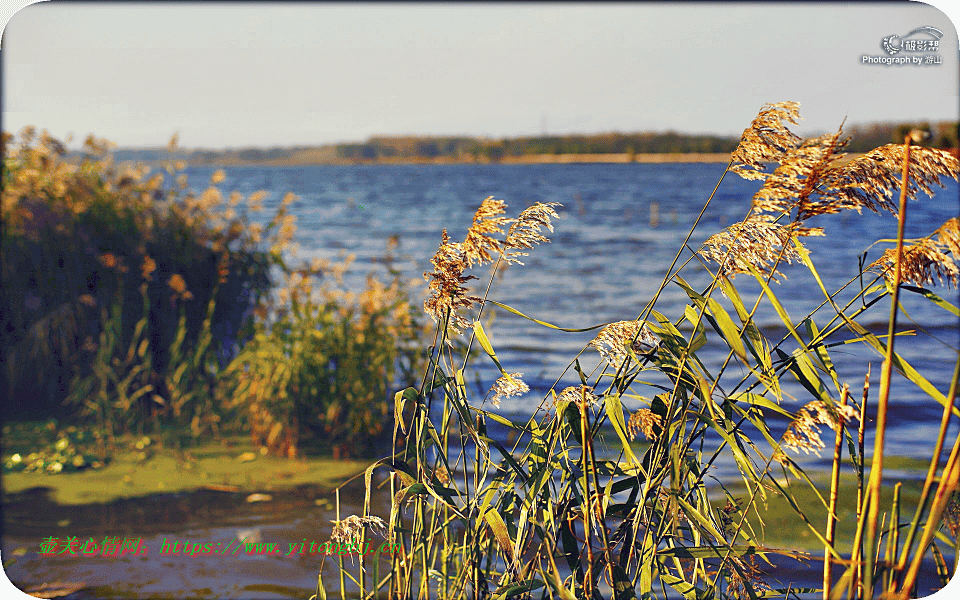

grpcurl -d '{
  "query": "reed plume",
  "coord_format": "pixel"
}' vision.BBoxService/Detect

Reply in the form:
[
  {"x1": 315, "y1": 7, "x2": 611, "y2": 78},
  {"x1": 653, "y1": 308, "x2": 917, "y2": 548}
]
[
  {"x1": 330, "y1": 515, "x2": 387, "y2": 544},
  {"x1": 627, "y1": 408, "x2": 662, "y2": 441},
  {"x1": 423, "y1": 198, "x2": 560, "y2": 338},
  {"x1": 423, "y1": 229, "x2": 478, "y2": 338},
  {"x1": 487, "y1": 372, "x2": 529, "y2": 408},
  {"x1": 589, "y1": 319, "x2": 659, "y2": 367},
  {"x1": 555, "y1": 385, "x2": 600, "y2": 409},
  {"x1": 750, "y1": 129, "x2": 847, "y2": 226},
  {"x1": 700, "y1": 215, "x2": 807, "y2": 280},
  {"x1": 729, "y1": 101, "x2": 802, "y2": 181},
  {"x1": 462, "y1": 196, "x2": 511, "y2": 268},
  {"x1": 703, "y1": 109, "x2": 959, "y2": 286},
  {"x1": 867, "y1": 218, "x2": 960, "y2": 288},
  {"x1": 817, "y1": 144, "x2": 960, "y2": 216},
  {"x1": 503, "y1": 202, "x2": 560, "y2": 264},
  {"x1": 781, "y1": 399, "x2": 860, "y2": 456},
  {"x1": 868, "y1": 238, "x2": 959, "y2": 288},
  {"x1": 935, "y1": 217, "x2": 960, "y2": 256}
]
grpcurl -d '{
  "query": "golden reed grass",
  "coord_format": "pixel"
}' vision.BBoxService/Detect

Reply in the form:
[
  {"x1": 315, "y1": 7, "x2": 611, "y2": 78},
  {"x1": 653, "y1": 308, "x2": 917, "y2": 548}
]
[{"x1": 327, "y1": 102, "x2": 960, "y2": 600}]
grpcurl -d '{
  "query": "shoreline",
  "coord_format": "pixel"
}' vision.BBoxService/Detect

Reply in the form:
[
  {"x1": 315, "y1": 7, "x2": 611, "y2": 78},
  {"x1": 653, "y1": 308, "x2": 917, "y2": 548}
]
[{"x1": 187, "y1": 152, "x2": 734, "y2": 167}]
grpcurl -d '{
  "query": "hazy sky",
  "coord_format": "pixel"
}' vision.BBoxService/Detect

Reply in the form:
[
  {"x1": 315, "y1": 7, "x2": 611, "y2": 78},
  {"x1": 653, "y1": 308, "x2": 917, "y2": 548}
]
[{"x1": 2, "y1": 1, "x2": 958, "y2": 148}]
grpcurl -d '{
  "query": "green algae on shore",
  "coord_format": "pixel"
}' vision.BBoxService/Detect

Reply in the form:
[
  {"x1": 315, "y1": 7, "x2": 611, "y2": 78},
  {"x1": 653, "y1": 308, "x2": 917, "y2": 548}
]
[{"x1": 2, "y1": 432, "x2": 368, "y2": 505}]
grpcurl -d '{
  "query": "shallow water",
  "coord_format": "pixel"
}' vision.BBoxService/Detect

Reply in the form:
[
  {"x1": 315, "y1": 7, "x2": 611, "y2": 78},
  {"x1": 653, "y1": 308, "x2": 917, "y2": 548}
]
[
  {"x1": 3, "y1": 477, "x2": 393, "y2": 599},
  {"x1": 3, "y1": 478, "x2": 948, "y2": 599}
]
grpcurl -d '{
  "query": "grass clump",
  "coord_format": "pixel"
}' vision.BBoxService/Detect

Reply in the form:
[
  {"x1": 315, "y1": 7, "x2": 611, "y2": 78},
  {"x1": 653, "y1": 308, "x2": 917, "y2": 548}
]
[
  {"x1": 221, "y1": 241, "x2": 429, "y2": 458},
  {"x1": 325, "y1": 102, "x2": 960, "y2": 600}
]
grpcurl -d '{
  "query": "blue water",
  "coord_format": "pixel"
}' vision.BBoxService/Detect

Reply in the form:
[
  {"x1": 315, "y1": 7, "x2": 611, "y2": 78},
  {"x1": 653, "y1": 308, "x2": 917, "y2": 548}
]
[{"x1": 187, "y1": 162, "x2": 959, "y2": 463}]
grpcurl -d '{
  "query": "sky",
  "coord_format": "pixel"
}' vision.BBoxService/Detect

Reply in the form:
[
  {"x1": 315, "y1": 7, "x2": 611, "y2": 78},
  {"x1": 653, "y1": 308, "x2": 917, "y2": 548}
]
[{"x1": 1, "y1": 1, "x2": 959, "y2": 149}]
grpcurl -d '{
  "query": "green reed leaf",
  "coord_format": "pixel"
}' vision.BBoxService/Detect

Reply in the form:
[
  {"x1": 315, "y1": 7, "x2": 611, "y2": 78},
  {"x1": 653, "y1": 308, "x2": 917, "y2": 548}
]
[
  {"x1": 676, "y1": 276, "x2": 748, "y2": 363},
  {"x1": 658, "y1": 545, "x2": 800, "y2": 559},
  {"x1": 480, "y1": 436, "x2": 528, "y2": 483},
  {"x1": 805, "y1": 319, "x2": 840, "y2": 390},
  {"x1": 491, "y1": 580, "x2": 545, "y2": 600},
  {"x1": 481, "y1": 410, "x2": 521, "y2": 429},
  {"x1": 611, "y1": 563, "x2": 637, "y2": 600},
  {"x1": 483, "y1": 507, "x2": 515, "y2": 563},
  {"x1": 729, "y1": 392, "x2": 792, "y2": 418},
  {"x1": 394, "y1": 387, "x2": 419, "y2": 435},
  {"x1": 485, "y1": 300, "x2": 606, "y2": 332},
  {"x1": 658, "y1": 569, "x2": 704, "y2": 600},
  {"x1": 674, "y1": 494, "x2": 727, "y2": 543},
  {"x1": 747, "y1": 264, "x2": 807, "y2": 350},
  {"x1": 902, "y1": 284, "x2": 960, "y2": 317},
  {"x1": 472, "y1": 320, "x2": 505, "y2": 373},
  {"x1": 604, "y1": 394, "x2": 643, "y2": 467},
  {"x1": 842, "y1": 317, "x2": 958, "y2": 418},
  {"x1": 559, "y1": 512, "x2": 583, "y2": 578},
  {"x1": 776, "y1": 348, "x2": 833, "y2": 405}
]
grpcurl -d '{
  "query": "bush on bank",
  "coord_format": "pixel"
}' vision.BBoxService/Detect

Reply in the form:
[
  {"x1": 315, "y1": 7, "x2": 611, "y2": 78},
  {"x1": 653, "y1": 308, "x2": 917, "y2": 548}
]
[{"x1": 1, "y1": 128, "x2": 426, "y2": 458}]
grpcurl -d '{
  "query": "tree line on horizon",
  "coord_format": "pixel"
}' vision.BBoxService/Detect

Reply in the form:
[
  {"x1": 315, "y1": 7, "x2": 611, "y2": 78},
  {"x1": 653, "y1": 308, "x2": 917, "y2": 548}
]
[{"x1": 108, "y1": 120, "x2": 959, "y2": 165}]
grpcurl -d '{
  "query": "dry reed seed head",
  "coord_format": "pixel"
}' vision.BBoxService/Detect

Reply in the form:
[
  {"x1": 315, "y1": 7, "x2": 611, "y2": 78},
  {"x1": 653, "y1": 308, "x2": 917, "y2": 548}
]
[
  {"x1": 589, "y1": 320, "x2": 660, "y2": 367},
  {"x1": 99, "y1": 253, "x2": 118, "y2": 269},
  {"x1": 423, "y1": 229, "x2": 479, "y2": 339},
  {"x1": 782, "y1": 400, "x2": 860, "y2": 456},
  {"x1": 655, "y1": 487, "x2": 690, "y2": 524},
  {"x1": 462, "y1": 196, "x2": 512, "y2": 268},
  {"x1": 141, "y1": 256, "x2": 157, "y2": 281},
  {"x1": 817, "y1": 145, "x2": 960, "y2": 216},
  {"x1": 936, "y1": 218, "x2": 960, "y2": 257},
  {"x1": 200, "y1": 186, "x2": 222, "y2": 211},
  {"x1": 750, "y1": 130, "x2": 850, "y2": 220},
  {"x1": 330, "y1": 515, "x2": 387, "y2": 544},
  {"x1": 627, "y1": 408, "x2": 662, "y2": 441},
  {"x1": 247, "y1": 191, "x2": 267, "y2": 212},
  {"x1": 210, "y1": 169, "x2": 226, "y2": 185},
  {"x1": 555, "y1": 385, "x2": 600, "y2": 409},
  {"x1": 433, "y1": 464, "x2": 451, "y2": 486},
  {"x1": 503, "y1": 202, "x2": 561, "y2": 264},
  {"x1": 771, "y1": 447, "x2": 792, "y2": 467},
  {"x1": 867, "y1": 240, "x2": 960, "y2": 288},
  {"x1": 730, "y1": 101, "x2": 802, "y2": 181},
  {"x1": 487, "y1": 372, "x2": 529, "y2": 408},
  {"x1": 699, "y1": 215, "x2": 808, "y2": 281},
  {"x1": 724, "y1": 554, "x2": 773, "y2": 599}
]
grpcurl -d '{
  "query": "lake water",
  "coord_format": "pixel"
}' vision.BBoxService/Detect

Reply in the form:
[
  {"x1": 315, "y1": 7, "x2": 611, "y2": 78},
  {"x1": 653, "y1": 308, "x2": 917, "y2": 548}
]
[
  {"x1": 204, "y1": 162, "x2": 959, "y2": 463},
  {"x1": 4, "y1": 162, "x2": 957, "y2": 598}
]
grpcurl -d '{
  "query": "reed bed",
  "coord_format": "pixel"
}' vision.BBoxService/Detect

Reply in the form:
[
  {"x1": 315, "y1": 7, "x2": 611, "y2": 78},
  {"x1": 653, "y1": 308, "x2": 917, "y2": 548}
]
[
  {"x1": 322, "y1": 102, "x2": 960, "y2": 600},
  {"x1": 1, "y1": 128, "x2": 425, "y2": 460}
]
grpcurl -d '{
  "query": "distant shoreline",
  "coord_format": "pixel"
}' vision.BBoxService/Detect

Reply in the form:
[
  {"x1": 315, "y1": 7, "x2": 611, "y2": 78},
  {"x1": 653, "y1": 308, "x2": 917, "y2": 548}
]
[
  {"x1": 500, "y1": 152, "x2": 731, "y2": 164},
  {"x1": 187, "y1": 152, "x2": 733, "y2": 167}
]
